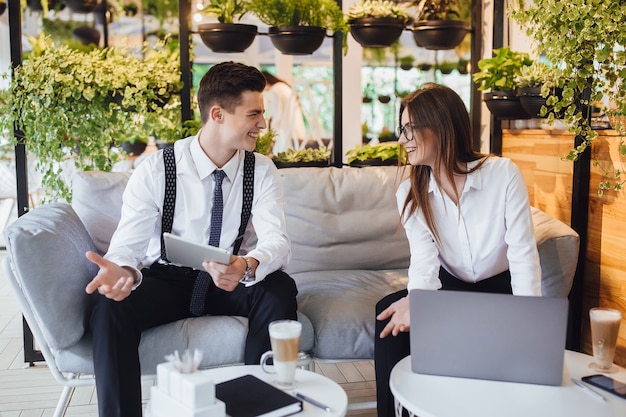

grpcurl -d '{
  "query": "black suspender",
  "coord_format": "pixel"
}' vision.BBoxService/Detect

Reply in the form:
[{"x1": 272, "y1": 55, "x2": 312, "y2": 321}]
[
  {"x1": 160, "y1": 147, "x2": 255, "y2": 261},
  {"x1": 160, "y1": 146, "x2": 176, "y2": 262}
]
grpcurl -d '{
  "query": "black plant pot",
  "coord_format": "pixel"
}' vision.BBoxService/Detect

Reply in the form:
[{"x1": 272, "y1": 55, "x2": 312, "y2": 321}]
[
  {"x1": 66, "y1": 0, "x2": 98, "y2": 13},
  {"x1": 120, "y1": 142, "x2": 147, "y2": 156},
  {"x1": 348, "y1": 17, "x2": 406, "y2": 48},
  {"x1": 362, "y1": 96, "x2": 373, "y2": 103},
  {"x1": 411, "y1": 20, "x2": 469, "y2": 50},
  {"x1": 198, "y1": 23, "x2": 258, "y2": 53},
  {"x1": 273, "y1": 160, "x2": 329, "y2": 169},
  {"x1": 483, "y1": 90, "x2": 531, "y2": 120},
  {"x1": 378, "y1": 95, "x2": 391, "y2": 104},
  {"x1": 517, "y1": 87, "x2": 564, "y2": 118},
  {"x1": 417, "y1": 63, "x2": 432, "y2": 71},
  {"x1": 73, "y1": 26, "x2": 101, "y2": 46},
  {"x1": 268, "y1": 26, "x2": 326, "y2": 55},
  {"x1": 27, "y1": 0, "x2": 63, "y2": 11}
]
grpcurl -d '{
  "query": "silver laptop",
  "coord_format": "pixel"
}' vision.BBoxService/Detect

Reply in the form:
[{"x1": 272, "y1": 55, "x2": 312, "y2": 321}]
[{"x1": 409, "y1": 289, "x2": 569, "y2": 386}]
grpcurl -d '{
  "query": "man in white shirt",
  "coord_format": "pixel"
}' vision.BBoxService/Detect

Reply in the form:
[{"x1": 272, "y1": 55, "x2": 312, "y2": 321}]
[{"x1": 84, "y1": 61, "x2": 297, "y2": 417}]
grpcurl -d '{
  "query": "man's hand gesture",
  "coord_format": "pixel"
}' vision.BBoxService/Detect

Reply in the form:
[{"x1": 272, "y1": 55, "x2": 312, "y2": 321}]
[{"x1": 85, "y1": 251, "x2": 135, "y2": 301}]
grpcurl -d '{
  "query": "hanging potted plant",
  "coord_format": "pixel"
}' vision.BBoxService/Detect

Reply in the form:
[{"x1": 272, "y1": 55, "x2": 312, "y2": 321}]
[
  {"x1": 0, "y1": 35, "x2": 183, "y2": 202},
  {"x1": 197, "y1": 0, "x2": 258, "y2": 53},
  {"x1": 345, "y1": 0, "x2": 410, "y2": 48},
  {"x1": 514, "y1": 61, "x2": 564, "y2": 119},
  {"x1": 249, "y1": 0, "x2": 348, "y2": 55},
  {"x1": 472, "y1": 46, "x2": 533, "y2": 120},
  {"x1": 509, "y1": 0, "x2": 626, "y2": 193},
  {"x1": 409, "y1": 0, "x2": 470, "y2": 50}
]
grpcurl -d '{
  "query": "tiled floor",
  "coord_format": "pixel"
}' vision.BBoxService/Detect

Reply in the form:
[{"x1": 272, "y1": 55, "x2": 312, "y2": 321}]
[{"x1": 0, "y1": 248, "x2": 377, "y2": 417}]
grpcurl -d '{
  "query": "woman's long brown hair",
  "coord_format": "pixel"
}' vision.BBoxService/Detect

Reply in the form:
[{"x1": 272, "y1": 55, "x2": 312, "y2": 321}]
[{"x1": 399, "y1": 83, "x2": 490, "y2": 244}]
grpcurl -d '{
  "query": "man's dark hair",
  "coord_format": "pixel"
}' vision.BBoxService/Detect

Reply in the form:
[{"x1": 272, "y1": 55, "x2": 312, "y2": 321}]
[{"x1": 197, "y1": 61, "x2": 266, "y2": 124}]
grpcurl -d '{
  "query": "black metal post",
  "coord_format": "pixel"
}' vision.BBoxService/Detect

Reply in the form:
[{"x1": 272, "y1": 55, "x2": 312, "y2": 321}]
[
  {"x1": 470, "y1": 0, "x2": 483, "y2": 152},
  {"x1": 567, "y1": 85, "x2": 592, "y2": 351},
  {"x1": 8, "y1": 0, "x2": 44, "y2": 364},
  {"x1": 332, "y1": 0, "x2": 343, "y2": 168},
  {"x1": 178, "y1": 0, "x2": 193, "y2": 123},
  {"x1": 490, "y1": 0, "x2": 504, "y2": 156}
]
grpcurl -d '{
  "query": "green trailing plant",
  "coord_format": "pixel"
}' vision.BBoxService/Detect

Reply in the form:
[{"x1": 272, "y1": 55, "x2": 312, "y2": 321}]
[
  {"x1": 199, "y1": 0, "x2": 251, "y2": 23},
  {"x1": 509, "y1": 0, "x2": 626, "y2": 195},
  {"x1": 273, "y1": 146, "x2": 330, "y2": 163},
  {"x1": 0, "y1": 35, "x2": 182, "y2": 202},
  {"x1": 346, "y1": 0, "x2": 410, "y2": 22},
  {"x1": 346, "y1": 142, "x2": 401, "y2": 164},
  {"x1": 254, "y1": 129, "x2": 277, "y2": 157},
  {"x1": 472, "y1": 47, "x2": 532, "y2": 92}
]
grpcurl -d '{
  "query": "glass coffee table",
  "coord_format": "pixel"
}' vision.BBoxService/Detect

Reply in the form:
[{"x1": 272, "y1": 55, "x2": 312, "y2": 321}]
[{"x1": 390, "y1": 350, "x2": 626, "y2": 417}]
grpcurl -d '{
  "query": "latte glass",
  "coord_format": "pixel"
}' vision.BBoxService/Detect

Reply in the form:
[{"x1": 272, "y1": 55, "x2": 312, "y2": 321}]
[
  {"x1": 260, "y1": 320, "x2": 302, "y2": 389},
  {"x1": 589, "y1": 307, "x2": 622, "y2": 373}
]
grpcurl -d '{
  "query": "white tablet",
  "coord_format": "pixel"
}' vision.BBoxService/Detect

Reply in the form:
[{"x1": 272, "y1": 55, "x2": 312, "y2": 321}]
[{"x1": 163, "y1": 232, "x2": 232, "y2": 270}]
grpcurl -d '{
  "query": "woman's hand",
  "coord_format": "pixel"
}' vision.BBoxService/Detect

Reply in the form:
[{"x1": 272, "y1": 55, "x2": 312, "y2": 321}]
[{"x1": 376, "y1": 295, "x2": 411, "y2": 338}]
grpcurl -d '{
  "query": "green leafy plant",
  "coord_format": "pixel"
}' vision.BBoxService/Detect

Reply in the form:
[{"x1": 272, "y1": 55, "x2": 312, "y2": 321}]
[
  {"x1": 0, "y1": 35, "x2": 182, "y2": 202},
  {"x1": 472, "y1": 47, "x2": 532, "y2": 92},
  {"x1": 346, "y1": 0, "x2": 410, "y2": 22},
  {"x1": 254, "y1": 129, "x2": 277, "y2": 157},
  {"x1": 410, "y1": 0, "x2": 462, "y2": 20},
  {"x1": 248, "y1": 0, "x2": 348, "y2": 36},
  {"x1": 509, "y1": 0, "x2": 626, "y2": 195},
  {"x1": 346, "y1": 142, "x2": 401, "y2": 163},
  {"x1": 273, "y1": 146, "x2": 330, "y2": 163},
  {"x1": 199, "y1": 0, "x2": 251, "y2": 23}
]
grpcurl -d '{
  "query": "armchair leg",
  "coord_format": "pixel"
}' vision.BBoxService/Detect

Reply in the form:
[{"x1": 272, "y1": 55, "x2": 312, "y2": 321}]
[{"x1": 53, "y1": 385, "x2": 75, "y2": 417}]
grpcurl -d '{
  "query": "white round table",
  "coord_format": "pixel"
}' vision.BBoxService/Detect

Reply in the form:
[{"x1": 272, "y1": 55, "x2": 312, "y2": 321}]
[
  {"x1": 390, "y1": 350, "x2": 626, "y2": 417},
  {"x1": 201, "y1": 365, "x2": 347, "y2": 417}
]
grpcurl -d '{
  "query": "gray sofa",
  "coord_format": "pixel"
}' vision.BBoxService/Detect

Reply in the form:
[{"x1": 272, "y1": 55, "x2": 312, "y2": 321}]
[{"x1": 3, "y1": 165, "x2": 579, "y2": 415}]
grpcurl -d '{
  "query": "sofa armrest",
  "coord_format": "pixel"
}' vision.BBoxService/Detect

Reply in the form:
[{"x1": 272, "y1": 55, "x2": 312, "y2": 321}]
[
  {"x1": 3, "y1": 203, "x2": 98, "y2": 350},
  {"x1": 531, "y1": 207, "x2": 580, "y2": 298}
]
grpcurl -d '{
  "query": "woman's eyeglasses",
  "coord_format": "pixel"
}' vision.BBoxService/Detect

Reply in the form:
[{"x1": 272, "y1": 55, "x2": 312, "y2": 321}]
[{"x1": 397, "y1": 123, "x2": 416, "y2": 141}]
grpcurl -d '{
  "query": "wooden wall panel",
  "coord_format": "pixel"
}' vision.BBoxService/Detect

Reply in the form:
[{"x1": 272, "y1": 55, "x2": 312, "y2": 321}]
[
  {"x1": 585, "y1": 132, "x2": 626, "y2": 366},
  {"x1": 503, "y1": 129, "x2": 626, "y2": 367},
  {"x1": 502, "y1": 130, "x2": 574, "y2": 225}
]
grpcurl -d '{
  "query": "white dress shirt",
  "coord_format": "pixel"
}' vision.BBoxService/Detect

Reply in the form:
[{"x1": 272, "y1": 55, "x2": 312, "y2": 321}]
[
  {"x1": 396, "y1": 157, "x2": 542, "y2": 296},
  {"x1": 105, "y1": 135, "x2": 291, "y2": 286}
]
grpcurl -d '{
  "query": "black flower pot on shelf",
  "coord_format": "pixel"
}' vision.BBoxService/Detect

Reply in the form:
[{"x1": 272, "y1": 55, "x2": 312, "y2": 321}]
[
  {"x1": 411, "y1": 20, "x2": 469, "y2": 50},
  {"x1": 362, "y1": 96, "x2": 373, "y2": 103},
  {"x1": 349, "y1": 158, "x2": 398, "y2": 167},
  {"x1": 378, "y1": 95, "x2": 391, "y2": 104},
  {"x1": 483, "y1": 90, "x2": 532, "y2": 120},
  {"x1": 66, "y1": 0, "x2": 98, "y2": 13},
  {"x1": 348, "y1": 17, "x2": 407, "y2": 48},
  {"x1": 72, "y1": 26, "x2": 101, "y2": 46},
  {"x1": 198, "y1": 23, "x2": 258, "y2": 53},
  {"x1": 517, "y1": 87, "x2": 564, "y2": 118},
  {"x1": 268, "y1": 26, "x2": 326, "y2": 55},
  {"x1": 273, "y1": 160, "x2": 330, "y2": 169}
]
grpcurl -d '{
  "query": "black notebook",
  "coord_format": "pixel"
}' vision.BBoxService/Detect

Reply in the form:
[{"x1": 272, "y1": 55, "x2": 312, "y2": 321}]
[{"x1": 215, "y1": 374, "x2": 302, "y2": 417}]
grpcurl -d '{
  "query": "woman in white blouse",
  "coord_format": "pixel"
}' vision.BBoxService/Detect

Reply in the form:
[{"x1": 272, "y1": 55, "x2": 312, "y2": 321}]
[{"x1": 374, "y1": 83, "x2": 541, "y2": 417}]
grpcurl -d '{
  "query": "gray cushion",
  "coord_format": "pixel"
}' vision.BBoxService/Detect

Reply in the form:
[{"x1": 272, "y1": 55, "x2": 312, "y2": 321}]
[
  {"x1": 3, "y1": 203, "x2": 98, "y2": 350},
  {"x1": 531, "y1": 207, "x2": 579, "y2": 297},
  {"x1": 72, "y1": 170, "x2": 131, "y2": 254},
  {"x1": 280, "y1": 166, "x2": 411, "y2": 274},
  {"x1": 55, "y1": 312, "x2": 314, "y2": 375},
  {"x1": 294, "y1": 269, "x2": 408, "y2": 359}
]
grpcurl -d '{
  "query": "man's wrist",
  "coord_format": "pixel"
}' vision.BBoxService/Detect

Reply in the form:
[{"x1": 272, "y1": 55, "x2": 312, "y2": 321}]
[{"x1": 239, "y1": 256, "x2": 255, "y2": 283}]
